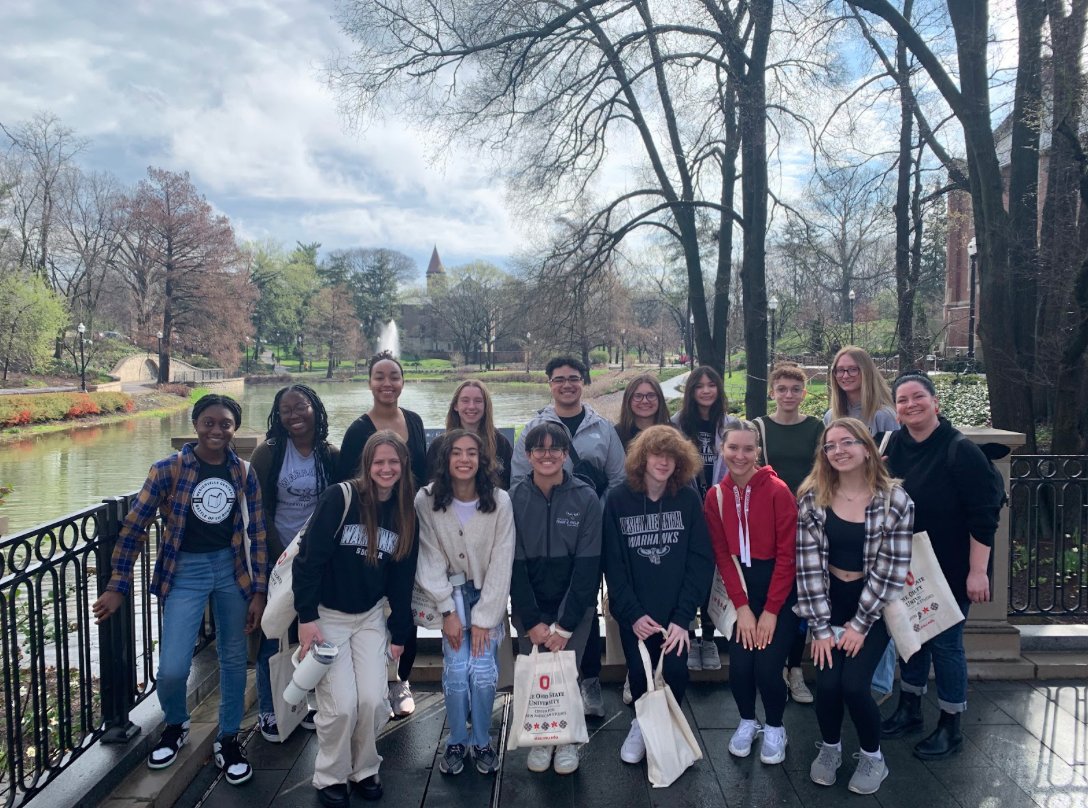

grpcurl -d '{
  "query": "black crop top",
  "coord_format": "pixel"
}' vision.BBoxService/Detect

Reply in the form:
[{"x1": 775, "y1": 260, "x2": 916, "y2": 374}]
[{"x1": 826, "y1": 508, "x2": 865, "y2": 572}]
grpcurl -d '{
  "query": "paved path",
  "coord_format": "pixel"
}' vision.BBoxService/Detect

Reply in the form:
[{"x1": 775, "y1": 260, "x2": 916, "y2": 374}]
[{"x1": 172, "y1": 678, "x2": 1088, "y2": 808}]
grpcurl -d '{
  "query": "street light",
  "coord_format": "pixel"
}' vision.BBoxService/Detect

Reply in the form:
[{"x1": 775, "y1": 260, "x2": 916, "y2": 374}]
[
  {"x1": 77, "y1": 323, "x2": 87, "y2": 392},
  {"x1": 967, "y1": 237, "x2": 978, "y2": 360},
  {"x1": 768, "y1": 296, "x2": 779, "y2": 360},
  {"x1": 245, "y1": 336, "x2": 251, "y2": 374},
  {"x1": 156, "y1": 330, "x2": 163, "y2": 383},
  {"x1": 688, "y1": 313, "x2": 695, "y2": 370},
  {"x1": 525, "y1": 331, "x2": 531, "y2": 374},
  {"x1": 620, "y1": 328, "x2": 626, "y2": 371},
  {"x1": 848, "y1": 289, "x2": 856, "y2": 344}
]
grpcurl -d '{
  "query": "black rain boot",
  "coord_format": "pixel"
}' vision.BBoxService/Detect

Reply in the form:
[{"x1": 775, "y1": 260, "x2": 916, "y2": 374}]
[
  {"x1": 880, "y1": 691, "x2": 924, "y2": 739},
  {"x1": 913, "y1": 710, "x2": 963, "y2": 760}
]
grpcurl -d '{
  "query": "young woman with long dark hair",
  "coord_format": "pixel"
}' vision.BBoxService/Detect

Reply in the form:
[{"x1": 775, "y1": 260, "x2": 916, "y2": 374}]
[
  {"x1": 615, "y1": 373, "x2": 672, "y2": 450},
  {"x1": 251, "y1": 384, "x2": 339, "y2": 741},
  {"x1": 92, "y1": 394, "x2": 266, "y2": 785},
  {"x1": 425, "y1": 380, "x2": 513, "y2": 488},
  {"x1": 294, "y1": 431, "x2": 419, "y2": 807}
]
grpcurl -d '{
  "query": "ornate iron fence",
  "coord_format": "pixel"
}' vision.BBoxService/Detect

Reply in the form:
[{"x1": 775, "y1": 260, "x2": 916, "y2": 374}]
[
  {"x1": 1009, "y1": 455, "x2": 1088, "y2": 616},
  {"x1": 0, "y1": 496, "x2": 213, "y2": 808}
]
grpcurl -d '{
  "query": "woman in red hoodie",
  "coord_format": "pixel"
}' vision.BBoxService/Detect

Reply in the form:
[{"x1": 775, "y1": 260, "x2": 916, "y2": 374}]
[{"x1": 704, "y1": 420, "x2": 798, "y2": 765}]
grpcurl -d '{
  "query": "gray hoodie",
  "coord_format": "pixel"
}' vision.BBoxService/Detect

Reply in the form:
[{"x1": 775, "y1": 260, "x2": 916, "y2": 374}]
[{"x1": 510, "y1": 403, "x2": 627, "y2": 490}]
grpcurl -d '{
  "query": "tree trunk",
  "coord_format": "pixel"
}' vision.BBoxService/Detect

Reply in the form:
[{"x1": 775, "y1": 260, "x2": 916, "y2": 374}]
[{"x1": 893, "y1": 1, "x2": 916, "y2": 370}]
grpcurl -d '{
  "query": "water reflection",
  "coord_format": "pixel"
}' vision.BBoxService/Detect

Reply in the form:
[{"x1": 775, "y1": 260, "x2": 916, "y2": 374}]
[{"x1": 0, "y1": 382, "x2": 549, "y2": 533}]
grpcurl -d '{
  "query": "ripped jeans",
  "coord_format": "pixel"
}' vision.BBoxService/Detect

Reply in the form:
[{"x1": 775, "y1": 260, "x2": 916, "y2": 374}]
[{"x1": 442, "y1": 627, "x2": 501, "y2": 749}]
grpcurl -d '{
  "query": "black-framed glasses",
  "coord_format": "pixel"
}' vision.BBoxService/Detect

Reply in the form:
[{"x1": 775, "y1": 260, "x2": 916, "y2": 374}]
[
  {"x1": 832, "y1": 367, "x2": 861, "y2": 378},
  {"x1": 530, "y1": 446, "x2": 566, "y2": 458},
  {"x1": 278, "y1": 402, "x2": 312, "y2": 417},
  {"x1": 631, "y1": 392, "x2": 658, "y2": 402},
  {"x1": 549, "y1": 375, "x2": 583, "y2": 385},
  {"x1": 823, "y1": 438, "x2": 865, "y2": 453}
]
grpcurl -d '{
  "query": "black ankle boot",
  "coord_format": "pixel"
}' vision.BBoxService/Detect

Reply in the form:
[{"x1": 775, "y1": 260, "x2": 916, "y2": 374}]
[
  {"x1": 880, "y1": 691, "x2": 924, "y2": 739},
  {"x1": 913, "y1": 710, "x2": 962, "y2": 760}
]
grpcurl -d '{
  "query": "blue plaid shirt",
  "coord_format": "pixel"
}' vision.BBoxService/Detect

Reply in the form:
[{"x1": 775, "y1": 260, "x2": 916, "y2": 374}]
[{"x1": 108, "y1": 442, "x2": 268, "y2": 600}]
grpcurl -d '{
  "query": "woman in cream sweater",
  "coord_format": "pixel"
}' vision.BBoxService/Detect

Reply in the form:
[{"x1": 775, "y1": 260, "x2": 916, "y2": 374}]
[{"x1": 415, "y1": 429, "x2": 515, "y2": 778}]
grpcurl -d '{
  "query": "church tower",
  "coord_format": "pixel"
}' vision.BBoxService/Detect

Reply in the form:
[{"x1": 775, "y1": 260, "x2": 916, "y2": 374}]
[{"x1": 426, "y1": 246, "x2": 446, "y2": 295}]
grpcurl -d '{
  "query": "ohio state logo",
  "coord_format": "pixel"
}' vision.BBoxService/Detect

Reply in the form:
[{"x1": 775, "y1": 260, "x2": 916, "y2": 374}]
[
  {"x1": 539, "y1": 675, "x2": 550, "y2": 690},
  {"x1": 905, "y1": 571, "x2": 915, "y2": 586}
]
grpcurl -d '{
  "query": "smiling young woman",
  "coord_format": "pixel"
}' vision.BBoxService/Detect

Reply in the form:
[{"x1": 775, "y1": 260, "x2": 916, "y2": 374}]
[{"x1": 425, "y1": 380, "x2": 513, "y2": 489}]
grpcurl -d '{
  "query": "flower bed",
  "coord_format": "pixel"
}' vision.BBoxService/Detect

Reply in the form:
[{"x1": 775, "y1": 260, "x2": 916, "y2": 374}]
[{"x1": 0, "y1": 392, "x2": 135, "y2": 427}]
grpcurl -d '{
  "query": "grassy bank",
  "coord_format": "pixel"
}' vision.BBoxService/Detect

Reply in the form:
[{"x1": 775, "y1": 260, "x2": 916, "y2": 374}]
[{"x1": 0, "y1": 391, "x2": 193, "y2": 443}]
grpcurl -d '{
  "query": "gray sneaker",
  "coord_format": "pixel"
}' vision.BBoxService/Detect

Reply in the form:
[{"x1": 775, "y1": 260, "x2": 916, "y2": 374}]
[
  {"x1": 687, "y1": 638, "x2": 703, "y2": 671},
  {"x1": 580, "y1": 677, "x2": 605, "y2": 717},
  {"x1": 701, "y1": 640, "x2": 721, "y2": 670},
  {"x1": 809, "y1": 743, "x2": 842, "y2": 786},
  {"x1": 848, "y1": 752, "x2": 889, "y2": 795}
]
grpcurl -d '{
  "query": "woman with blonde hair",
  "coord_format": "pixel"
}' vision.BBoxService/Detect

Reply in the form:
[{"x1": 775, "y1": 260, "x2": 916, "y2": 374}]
[
  {"x1": 704, "y1": 421, "x2": 798, "y2": 765},
  {"x1": 603, "y1": 425, "x2": 713, "y2": 766},
  {"x1": 294, "y1": 431, "x2": 419, "y2": 807},
  {"x1": 824, "y1": 347, "x2": 898, "y2": 434},
  {"x1": 426, "y1": 379, "x2": 513, "y2": 488},
  {"x1": 795, "y1": 417, "x2": 913, "y2": 795},
  {"x1": 615, "y1": 373, "x2": 672, "y2": 450}
]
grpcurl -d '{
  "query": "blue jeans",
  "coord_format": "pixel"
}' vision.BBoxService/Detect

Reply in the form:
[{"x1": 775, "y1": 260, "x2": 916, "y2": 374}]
[
  {"x1": 898, "y1": 601, "x2": 970, "y2": 713},
  {"x1": 256, "y1": 634, "x2": 279, "y2": 716},
  {"x1": 442, "y1": 631, "x2": 500, "y2": 749},
  {"x1": 157, "y1": 549, "x2": 249, "y2": 737},
  {"x1": 871, "y1": 639, "x2": 897, "y2": 695}
]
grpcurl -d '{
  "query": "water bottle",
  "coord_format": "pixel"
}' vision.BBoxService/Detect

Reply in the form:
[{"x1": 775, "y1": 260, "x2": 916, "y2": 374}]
[{"x1": 284, "y1": 641, "x2": 339, "y2": 705}]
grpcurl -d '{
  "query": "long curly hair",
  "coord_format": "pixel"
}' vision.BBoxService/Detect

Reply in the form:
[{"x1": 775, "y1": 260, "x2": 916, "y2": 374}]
[
  {"x1": 351, "y1": 430, "x2": 416, "y2": 564},
  {"x1": 616, "y1": 374, "x2": 671, "y2": 448},
  {"x1": 262, "y1": 384, "x2": 335, "y2": 523},
  {"x1": 426, "y1": 429, "x2": 498, "y2": 514},
  {"x1": 625, "y1": 424, "x2": 702, "y2": 496}
]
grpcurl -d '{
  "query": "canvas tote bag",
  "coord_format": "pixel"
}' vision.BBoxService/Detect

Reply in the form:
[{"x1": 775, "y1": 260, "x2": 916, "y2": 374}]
[
  {"x1": 267, "y1": 633, "x2": 307, "y2": 742},
  {"x1": 634, "y1": 636, "x2": 703, "y2": 787},
  {"x1": 881, "y1": 497, "x2": 965, "y2": 661},
  {"x1": 262, "y1": 482, "x2": 352, "y2": 638},
  {"x1": 708, "y1": 486, "x2": 749, "y2": 639},
  {"x1": 507, "y1": 646, "x2": 588, "y2": 750}
]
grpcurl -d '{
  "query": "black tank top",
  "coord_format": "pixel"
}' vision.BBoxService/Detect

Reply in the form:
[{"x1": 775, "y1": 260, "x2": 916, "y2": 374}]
[{"x1": 826, "y1": 508, "x2": 865, "y2": 572}]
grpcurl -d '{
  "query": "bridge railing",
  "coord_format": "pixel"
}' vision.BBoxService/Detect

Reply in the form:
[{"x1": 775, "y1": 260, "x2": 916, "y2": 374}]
[{"x1": 0, "y1": 497, "x2": 212, "y2": 808}]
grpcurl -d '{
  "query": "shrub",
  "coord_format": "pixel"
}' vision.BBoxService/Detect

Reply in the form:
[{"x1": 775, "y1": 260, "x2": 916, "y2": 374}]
[
  {"x1": 588, "y1": 349, "x2": 610, "y2": 365},
  {"x1": 0, "y1": 392, "x2": 135, "y2": 426}
]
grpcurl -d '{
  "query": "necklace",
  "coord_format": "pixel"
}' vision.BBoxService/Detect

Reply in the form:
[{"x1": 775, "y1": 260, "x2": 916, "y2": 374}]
[{"x1": 837, "y1": 487, "x2": 870, "y2": 502}]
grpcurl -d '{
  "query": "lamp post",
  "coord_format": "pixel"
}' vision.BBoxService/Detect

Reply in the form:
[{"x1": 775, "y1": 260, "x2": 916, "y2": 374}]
[
  {"x1": 967, "y1": 237, "x2": 978, "y2": 360},
  {"x1": 296, "y1": 334, "x2": 304, "y2": 372},
  {"x1": 848, "y1": 289, "x2": 856, "y2": 344},
  {"x1": 524, "y1": 331, "x2": 531, "y2": 374},
  {"x1": 77, "y1": 323, "x2": 87, "y2": 392},
  {"x1": 688, "y1": 313, "x2": 695, "y2": 370},
  {"x1": 768, "y1": 296, "x2": 779, "y2": 361},
  {"x1": 245, "y1": 337, "x2": 251, "y2": 374},
  {"x1": 155, "y1": 330, "x2": 163, "y2": 383}
]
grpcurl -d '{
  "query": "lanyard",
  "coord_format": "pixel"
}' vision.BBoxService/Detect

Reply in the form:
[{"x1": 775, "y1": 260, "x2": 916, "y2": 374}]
[{"x1": 732, "y1": 484, "x2": 752, "y2": 567}]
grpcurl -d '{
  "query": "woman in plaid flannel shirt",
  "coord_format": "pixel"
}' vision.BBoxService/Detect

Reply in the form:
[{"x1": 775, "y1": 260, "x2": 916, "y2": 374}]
[{"x1": 794, "y1": 417, "x2": 913, "y2": 796}]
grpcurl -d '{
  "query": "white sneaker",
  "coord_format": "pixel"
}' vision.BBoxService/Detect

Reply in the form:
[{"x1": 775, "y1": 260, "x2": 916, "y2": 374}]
[
  {"x1": 687, "y1": 637, "x2": 703, "y2": 671},
  {"x1": 553, "y1": 743, "x2": 580, "y2": 774},
  {"x1": 527, "y1": 745, "x2": 554, "y2": 772},
  {"x1": 389, "y1": 680, "x2": 415, "y2": 718},
  {"x1": 622, "y1": 676, "x2": 633, "y2": 705},
  {"x1": 620, "y1": 719, "x2": 646, "y2": 764},
  {"x1": 785, "y1": 667, "x2": 814, "y2": 704},
  {"x1": 728, "y1": 718, "x2": 762, "y2": 758},
  {"x1": 760, "y1": 725, "x2": 788, "y2": 764}
]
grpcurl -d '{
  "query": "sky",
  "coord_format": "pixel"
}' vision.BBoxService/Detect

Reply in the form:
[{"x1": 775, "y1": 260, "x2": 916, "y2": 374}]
[{"x1": 1, "y1": 0, "x2": 522, "y2": 279}]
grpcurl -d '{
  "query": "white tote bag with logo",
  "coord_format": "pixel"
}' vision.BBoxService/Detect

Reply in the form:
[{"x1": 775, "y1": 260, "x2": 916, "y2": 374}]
[
  {"x1": 708, "y1": 487, "x2": 748, "y2": 640},
  {"x1": 883, "y1": 531, "x2": 965, "y2": 662},
  {"x1": 507, "y1": 647, "x2": 588, "y2": 750},
  {"x1": 635, "y1": 637, "x2": 703, "y2": 788}
]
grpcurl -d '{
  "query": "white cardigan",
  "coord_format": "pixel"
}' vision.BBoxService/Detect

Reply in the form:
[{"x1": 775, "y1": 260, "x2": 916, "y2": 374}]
[{"x1": 413, "y1": 484, "x2": 515, "y2": 630}]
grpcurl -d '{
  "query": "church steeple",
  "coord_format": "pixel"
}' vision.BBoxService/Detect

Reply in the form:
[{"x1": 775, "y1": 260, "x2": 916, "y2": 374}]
[{"x1": 426, "y1": 245, "x2": 446, "y2": 294}]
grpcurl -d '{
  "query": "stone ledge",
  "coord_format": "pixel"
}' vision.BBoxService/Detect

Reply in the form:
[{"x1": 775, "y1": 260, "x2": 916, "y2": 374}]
[
  {"x1": 1024, "y1": 652, "x2": 1088, "y2": 679},
  {"x1": 1018, "y1": 623, "x2": 1088, "y2": 652}
]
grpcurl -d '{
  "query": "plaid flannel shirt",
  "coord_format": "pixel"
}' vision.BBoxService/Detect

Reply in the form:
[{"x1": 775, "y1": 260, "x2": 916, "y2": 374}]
[
  {"x1": 107, "y1": 442, "x2": 268, "y2": 600},
  {"x1": 794, "y1": 484, "x2": 914, "y2": 639}
]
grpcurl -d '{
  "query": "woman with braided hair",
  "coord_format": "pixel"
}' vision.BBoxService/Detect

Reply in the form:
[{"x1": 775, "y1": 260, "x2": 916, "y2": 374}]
[{"x1": 251, "y1": 384, "x2": 340, "y2": 742}]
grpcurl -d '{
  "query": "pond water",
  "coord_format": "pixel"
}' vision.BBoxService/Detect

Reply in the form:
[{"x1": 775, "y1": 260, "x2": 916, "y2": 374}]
[{"x1": 0, "y1": 382, "x2": 550, "y2": 534}]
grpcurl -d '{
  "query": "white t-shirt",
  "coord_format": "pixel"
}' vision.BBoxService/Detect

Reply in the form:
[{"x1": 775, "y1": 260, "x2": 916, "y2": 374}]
[
  {"x1": 274, "y1": 441, "x2": 319, "y2": 541},
  {"x1": 452, "y1": 497, "x2": 479, "y2": 528}
]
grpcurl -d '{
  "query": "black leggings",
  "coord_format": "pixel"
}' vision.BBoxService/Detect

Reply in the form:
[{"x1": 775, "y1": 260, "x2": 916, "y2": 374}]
[
  {"x1": 787, "y1": 621, "x2": 807, "y2": 668},
  {"x1": 813, "y1": 576, "x2": 889, "y2": 753},
  {"x1": 397, "y1": 625, "x2": 417, "y2": 681},
  {"x1": 728, "y1": 559, "x2": 797, "y2": 726},
  {"x1": 620, "y1": 625, "x2": 689, "y2": 705}
]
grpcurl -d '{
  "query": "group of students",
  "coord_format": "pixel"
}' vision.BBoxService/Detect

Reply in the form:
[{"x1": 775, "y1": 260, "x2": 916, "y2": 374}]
[{"x1": 89, "y1": 345, "x2": 1004, "y2": 803}]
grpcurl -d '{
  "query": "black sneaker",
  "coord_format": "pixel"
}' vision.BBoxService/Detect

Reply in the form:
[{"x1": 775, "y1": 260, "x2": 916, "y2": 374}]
[
  {"x1": 301, "y1": 709, "x2": 317, "y2": 731},
  {"x1": 258, "y1": 712, "x2": 280, "y2": 743},
  {"x1": 147, "y1": 722, "x2": 189, "y2": 769},
  {"x1": 473, "y1": 744, "x2": 499, "y2": 775},
  {"x1": 213, "y1": 734, "x2": 253, "y2": 785},
  {"x1": 439, "y1": 743, "x2": 466, "y2": 775}
]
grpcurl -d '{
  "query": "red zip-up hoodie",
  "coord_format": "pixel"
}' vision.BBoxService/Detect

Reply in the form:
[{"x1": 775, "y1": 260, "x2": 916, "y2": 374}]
[{"x1": 703, "y1": 465, "x2": 797, "y2": 615}]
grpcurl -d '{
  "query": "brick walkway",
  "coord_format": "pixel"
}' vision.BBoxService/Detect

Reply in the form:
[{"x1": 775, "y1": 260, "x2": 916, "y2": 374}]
[{"x1": 172, "y1": 678, "x2": 1087, "y2": 808}]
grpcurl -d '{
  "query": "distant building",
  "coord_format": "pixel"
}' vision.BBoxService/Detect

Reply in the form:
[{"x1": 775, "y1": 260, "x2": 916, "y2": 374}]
[{"x1": 400, "y1": 245, "x2": 455, "y2": 357}]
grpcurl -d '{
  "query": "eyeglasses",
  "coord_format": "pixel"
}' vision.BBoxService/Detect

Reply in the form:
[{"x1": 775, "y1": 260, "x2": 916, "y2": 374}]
[
  {"x1": 549, "y1": 375, "x2": 583, "y2": 385},
  {"x1": 278, "y1": 402, "x2": 312, "y2": 417},
  {"x1": 833, "y1": 367, "x2": 861, "y2": 378},
  {"x1": 530, "y1": 446, "x2": 566, "y2": 458},
  {"x1": 823, "y1": 438, "x2": 865, "y2": 453},
  {"x1": 631, "y1": 392, "x2": 658, "y2": 403}
]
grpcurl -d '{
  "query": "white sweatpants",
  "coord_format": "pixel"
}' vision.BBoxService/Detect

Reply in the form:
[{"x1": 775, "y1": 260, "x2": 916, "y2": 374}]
[{"x1": 312, "y1": 604, "x2": 390, "y2": 788}]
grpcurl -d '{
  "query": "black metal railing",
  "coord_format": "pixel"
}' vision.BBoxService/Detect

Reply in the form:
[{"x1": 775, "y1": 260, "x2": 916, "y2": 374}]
[
  {"x1": 0, "y1": 496, "x2": 213, "y2": 808},
  {"x1": 1009, "y1": 455, "x2": 1088, "y2": 616}
]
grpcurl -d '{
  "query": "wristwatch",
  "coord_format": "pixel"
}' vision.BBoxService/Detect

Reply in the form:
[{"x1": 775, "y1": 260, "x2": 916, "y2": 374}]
[{"x1": 441, "y1": 609, "x2": 454, "y2": 617}]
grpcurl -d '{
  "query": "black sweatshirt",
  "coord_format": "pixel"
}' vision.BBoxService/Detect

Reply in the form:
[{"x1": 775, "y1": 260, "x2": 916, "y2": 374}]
[
  {"x1": 603, "y1": 482, "x2": 714, "y2": 630},
  {"x1": 292, "y1": 483, "x2": 418, "y2": 645},
  {"x1": 337, "y1": 410, "x2": 428, "y2": 489},
  {"x1": 885, "y1": 417, "x2": 1002, "y2": 603}
]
